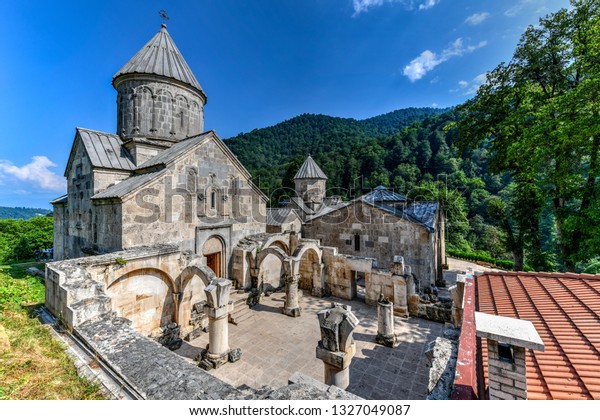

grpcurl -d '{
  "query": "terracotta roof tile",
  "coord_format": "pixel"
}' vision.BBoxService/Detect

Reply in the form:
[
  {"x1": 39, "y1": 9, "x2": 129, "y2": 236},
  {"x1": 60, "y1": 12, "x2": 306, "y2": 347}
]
[{"x1": 476, "y1": 272, "x2": 600, "y2": 400}]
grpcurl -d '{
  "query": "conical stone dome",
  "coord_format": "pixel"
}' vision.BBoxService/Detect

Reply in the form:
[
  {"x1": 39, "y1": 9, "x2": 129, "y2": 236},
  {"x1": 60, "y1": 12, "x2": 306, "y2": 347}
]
[{"x1": 113, "y1": 24, "x2": 206, "y2": 142}]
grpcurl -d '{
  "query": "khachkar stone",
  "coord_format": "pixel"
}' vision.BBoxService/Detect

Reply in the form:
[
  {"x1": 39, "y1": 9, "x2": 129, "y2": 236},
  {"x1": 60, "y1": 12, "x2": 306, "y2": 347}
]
[
  {"x1": 315, "y1": 303, "x2": 359, "y2": 390},
  {"x1": 201, "y1": 279, "x2": 237, "y2": 369},
  {"x1": 283, "y1": 275, "x2": 301, "y2": 317},
  {"x1": 375, "y1": 294, "x2": 397, "y2": 347}
]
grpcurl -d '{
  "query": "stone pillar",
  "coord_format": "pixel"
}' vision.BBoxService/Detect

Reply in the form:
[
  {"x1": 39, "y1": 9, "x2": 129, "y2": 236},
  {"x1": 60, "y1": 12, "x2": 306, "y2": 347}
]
[
  {"x1": 475, "y1": 312, "x2": 544, "y2": 400},
  {"x1": 449, "y1": 274, "x2": 466, "y2": 327},
  {"x1": 283, "y1": 275, "x2": 301, "y2": 317},
  {"x1": 315, "y1": 303, "x2": 359, "y2": 390},
  {"x1": 203, "y1": 280, "x2": 235, "y2": 368},
  {"x1": 376, "y1": 295, "x2": 397, "y2": 347}
]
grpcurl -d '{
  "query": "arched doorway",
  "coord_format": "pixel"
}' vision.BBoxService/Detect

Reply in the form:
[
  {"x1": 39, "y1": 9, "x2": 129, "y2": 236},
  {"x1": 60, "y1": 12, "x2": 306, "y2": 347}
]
[
  {"x1": 178, "y1": 265, "x2": 212, "y2": 329},
  {"x1": 106, "y1": 268, "x2": 175, "y2": 336},
  {"x1": 203, "y1": 235, "x2": 225, "y2": 277},
  {"x1": 257, "y1": 248, "x2": 290, "y2": 292},
  {"x1": 298, "y1": 248, "x2": 321, "y2": 292}
]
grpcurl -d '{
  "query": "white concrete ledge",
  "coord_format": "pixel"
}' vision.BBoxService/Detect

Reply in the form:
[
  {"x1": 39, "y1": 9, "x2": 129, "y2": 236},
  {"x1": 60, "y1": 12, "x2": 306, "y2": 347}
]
[{"x1": 475, "y1": 312, "x2": 544, "y2": 351}]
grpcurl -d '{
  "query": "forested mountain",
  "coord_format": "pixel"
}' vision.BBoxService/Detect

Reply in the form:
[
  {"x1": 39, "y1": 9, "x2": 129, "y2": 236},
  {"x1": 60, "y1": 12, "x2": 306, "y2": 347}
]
[
  {"x1": 224, "y1": 2, "x2": 600, "y2": 274},
  {"x1": 0, "y1": 206, "x2": 51, "y2": 220},
  {"x1": 225, "y1": 107, "x2": 509, "y2": 259}
]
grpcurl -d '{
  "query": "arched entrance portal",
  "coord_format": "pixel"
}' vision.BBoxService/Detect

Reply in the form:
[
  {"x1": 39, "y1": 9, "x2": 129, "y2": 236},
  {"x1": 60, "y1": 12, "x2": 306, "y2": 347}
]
[
  {"x1": 298, "y1": 249, "x2": 321, "y2": 292},
  {"x1": 203, "y1": 235, "x2": 225, "y2": 277}
]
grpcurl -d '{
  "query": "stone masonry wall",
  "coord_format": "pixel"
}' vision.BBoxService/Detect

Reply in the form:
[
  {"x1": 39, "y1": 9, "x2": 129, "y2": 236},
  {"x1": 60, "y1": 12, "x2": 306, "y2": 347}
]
[
  {"x1": 115, "y1": 76, "x2": 205, "y2": 141},
  {"x1": 304, "y1": 202, "x2": 437, "y2": 288}
]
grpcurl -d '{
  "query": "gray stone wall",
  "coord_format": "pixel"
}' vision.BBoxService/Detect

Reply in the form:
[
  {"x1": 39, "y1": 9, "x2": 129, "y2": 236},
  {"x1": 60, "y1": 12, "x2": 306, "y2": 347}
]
[
  {"x1": 116, "y1": 136, "x2": 266, "y2": 279},
  {"x1": 295, "y1": 178, "x2": 326, "y2": 209},
  {"x1": 305, "y1": 202, "x2": 438, "y2": 288},
  {"x1": 59, "y1": 141, "x2": 95, "y2": 259},
  {"x1": 53, "y1": 138, "x2": 130, "y2": 260},
  {"x1": 115, "y1": 76, "x2": 205, "y2": 141}
]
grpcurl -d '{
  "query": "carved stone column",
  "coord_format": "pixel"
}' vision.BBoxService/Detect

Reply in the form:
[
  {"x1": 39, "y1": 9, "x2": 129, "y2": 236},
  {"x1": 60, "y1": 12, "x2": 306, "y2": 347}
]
[
  {"x1": 203, "y1": 280, "x2": 234, "y2": 368},
  {"x1": 315, "y1": 303, "x2": 359, "y2": 390},
  {"x1": 376, "y1": 294, "x2": 397, "y2": 347},
  {"x1": 283, "y1": 275, "x2": 301, "y2": 317}
]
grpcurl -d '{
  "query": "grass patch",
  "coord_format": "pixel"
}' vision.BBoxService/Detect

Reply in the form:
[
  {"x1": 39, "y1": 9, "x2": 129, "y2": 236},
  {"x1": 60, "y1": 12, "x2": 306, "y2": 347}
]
[{"x1": 0, "y1": 265, "x2": 104, "y2": 400}]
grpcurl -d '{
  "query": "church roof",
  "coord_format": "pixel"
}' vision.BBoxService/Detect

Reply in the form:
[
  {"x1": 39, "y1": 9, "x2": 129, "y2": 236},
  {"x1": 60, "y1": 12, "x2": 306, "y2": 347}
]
[
  {"x1": 67, "y1": 128, "x2": 136, "y2": 176},
  {"x1": 266, "y1": 208, "x2": 301, "y2": 226},
  {"x1": 92, "y1": 169, "x2": 167, "y2": 200},
  {"x1": 136, "y1": 131, "x2": 213, "y2": 170},
  {"x1": 361, "y1": 186, "x2": 408, "y2": 203},
  {"x1": 113, "y1": 24, "x2": 204, "y2": 96},
  {"x1": 294, "y1": 156, "x2": 328, "y2": 180}
]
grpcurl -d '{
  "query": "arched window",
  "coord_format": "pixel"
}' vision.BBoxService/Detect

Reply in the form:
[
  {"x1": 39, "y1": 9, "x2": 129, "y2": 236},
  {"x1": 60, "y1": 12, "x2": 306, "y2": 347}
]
[{"x1": 211, "y1": 190, "x2": 217, "y2": 209}]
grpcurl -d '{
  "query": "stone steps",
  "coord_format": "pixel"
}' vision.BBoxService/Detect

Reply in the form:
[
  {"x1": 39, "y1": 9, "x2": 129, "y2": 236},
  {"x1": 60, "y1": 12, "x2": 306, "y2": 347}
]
[{"x1": 228, "y1": 291, "x2": 255, "y2": 326}]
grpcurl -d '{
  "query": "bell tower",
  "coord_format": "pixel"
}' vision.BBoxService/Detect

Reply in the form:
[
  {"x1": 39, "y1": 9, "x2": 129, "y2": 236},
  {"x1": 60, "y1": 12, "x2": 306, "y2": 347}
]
[{"x1": 112, "y1": 24, "x2": 207, "y2": 164}]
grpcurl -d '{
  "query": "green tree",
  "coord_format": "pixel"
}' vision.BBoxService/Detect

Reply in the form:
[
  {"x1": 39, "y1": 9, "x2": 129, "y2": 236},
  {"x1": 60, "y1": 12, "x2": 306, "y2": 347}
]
[
  {"x1": 457, "y1": 0, "x2": 600, "y2": 271},
  {"x1": 409, "y1": 181, "x2": 469, "y2": 248}
]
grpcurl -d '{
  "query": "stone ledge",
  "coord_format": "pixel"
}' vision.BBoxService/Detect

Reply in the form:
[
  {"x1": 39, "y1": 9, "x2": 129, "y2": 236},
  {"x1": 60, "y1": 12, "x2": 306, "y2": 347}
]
[{"x1": 475, "y1": 312, "x2": 545, "y2": 351}]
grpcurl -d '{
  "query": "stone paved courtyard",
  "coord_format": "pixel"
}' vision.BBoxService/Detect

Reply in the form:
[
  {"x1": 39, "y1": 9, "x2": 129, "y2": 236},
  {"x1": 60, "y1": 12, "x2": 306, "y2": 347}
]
[{"x1": 175, "y1": 292, "x2": 444, "y2": 400}]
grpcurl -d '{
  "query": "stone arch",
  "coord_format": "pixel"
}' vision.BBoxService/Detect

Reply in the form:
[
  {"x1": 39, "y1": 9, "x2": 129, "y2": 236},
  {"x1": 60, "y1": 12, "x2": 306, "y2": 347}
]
[
  {"x1": 136, "y1": 86, "x2": 154, "y2": 135},
  {"x1": 292, "y1": 242, "x2": 322, "y2": 261},
  {"x1": 177, "y1": 264, "x2": 214, "y2": 330},
  {"x1": 106, "y1": 267, "x2": 175, "y2": 336},
  {"x1": 155, "y1": 88, "x2": 174, "y2": 137},
  {"x1": 190, "y1": 100, "x2": 202, "y2": 133},
  {"x1": 202, "y1": 235, "x2": 226, "y2": 278},
  {"x1": 257, "y1": 247, "x2": 291, "y2": 291},
  {"x1": 297, "y1": 248, "x2": 322, "y2": 294},
  {"x1": 174, "y1": 94, "x2": 189, "y2": 137},
  {"x1": 245, "y1": 251, "x2": 255, "y2": 289},
  {"x1": 267, "y1": 240, "x2": 290, "y2": 256}
]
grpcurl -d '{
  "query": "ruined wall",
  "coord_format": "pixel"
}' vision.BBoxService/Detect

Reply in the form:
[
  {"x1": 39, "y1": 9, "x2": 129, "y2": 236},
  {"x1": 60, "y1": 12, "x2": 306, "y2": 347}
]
[
  {"x1": 305, "y1": 202, "x2": 437, "y2": 288},
  {"x1": 321, "y1": 247, "x2": 374, "y2": 300},
  {"x1": 45, "y1": 246, "x2": 214, "y2": 336}
]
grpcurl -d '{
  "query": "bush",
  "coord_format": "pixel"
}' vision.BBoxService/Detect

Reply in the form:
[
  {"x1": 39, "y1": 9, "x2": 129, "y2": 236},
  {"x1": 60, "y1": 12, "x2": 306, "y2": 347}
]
[{"x1": 447, "y1": 249, "x2": 534, "y2": 272}]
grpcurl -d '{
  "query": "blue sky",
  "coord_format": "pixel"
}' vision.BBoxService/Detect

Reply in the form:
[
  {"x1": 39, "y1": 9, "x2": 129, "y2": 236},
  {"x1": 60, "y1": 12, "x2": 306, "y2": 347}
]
[{"x1": 0, "y1": 0, "x2": 570, "y2": 209}]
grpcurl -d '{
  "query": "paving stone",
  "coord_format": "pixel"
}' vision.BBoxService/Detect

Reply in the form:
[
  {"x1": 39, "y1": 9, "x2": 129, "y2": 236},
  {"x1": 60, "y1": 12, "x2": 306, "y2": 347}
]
[{"x1": 174, "y1": 292, "x2": 443, "y2": 399}]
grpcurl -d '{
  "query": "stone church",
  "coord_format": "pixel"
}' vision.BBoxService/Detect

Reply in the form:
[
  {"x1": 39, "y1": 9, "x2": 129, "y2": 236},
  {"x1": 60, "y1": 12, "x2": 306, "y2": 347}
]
[
  {"x1": 47, "y1": 24, "x2": 444, "y2": 341},
  {"x1": 51, "y1": 23, "x2": 267, "y2": 279}
]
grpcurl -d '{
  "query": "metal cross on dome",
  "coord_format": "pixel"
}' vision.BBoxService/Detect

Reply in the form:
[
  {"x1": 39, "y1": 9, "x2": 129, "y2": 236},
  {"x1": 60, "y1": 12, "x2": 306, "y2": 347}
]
[{"x1": 159, "y1": 10, "x2": 170, "y2": 25}]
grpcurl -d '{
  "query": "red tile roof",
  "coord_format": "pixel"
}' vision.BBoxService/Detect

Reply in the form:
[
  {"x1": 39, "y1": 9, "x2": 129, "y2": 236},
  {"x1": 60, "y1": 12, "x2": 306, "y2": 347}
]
[{"x1": 476, "y1": 272, "x2": 600, "y2": 400}]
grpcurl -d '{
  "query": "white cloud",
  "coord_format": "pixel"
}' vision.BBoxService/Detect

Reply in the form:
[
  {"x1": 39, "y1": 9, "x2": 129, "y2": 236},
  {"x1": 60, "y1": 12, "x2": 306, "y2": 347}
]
[
  {"x1": 0, "y1": 156, "x2": 66, "y2": 192},
  {"x1": 465, "y1": 12, "x2": 490, "y2": 25},
  {"x1": 352, "y1": 0, "x2": 440, "y2": 16},
  {"x1": 418, "y1": 0, "x2": 439, "y2": 11},
  {"x1": 403, "y1": 38, "x2": 487, "y2": 82},
  {"x1": 505, "y1": 0, "x2": 543, "y2": 17},
  {"x1": 453, "y1": 73, "x2": 488, "y2": 95}
]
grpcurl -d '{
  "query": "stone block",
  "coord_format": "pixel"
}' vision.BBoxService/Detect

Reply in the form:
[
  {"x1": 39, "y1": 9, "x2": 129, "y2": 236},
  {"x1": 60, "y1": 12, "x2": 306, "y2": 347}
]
[
  {"x1": 228, "y1": 348, "x2": 242, "y2": 363},
  {"x1": 315, "y1": 342, "x2": 356, "y2": 369}
]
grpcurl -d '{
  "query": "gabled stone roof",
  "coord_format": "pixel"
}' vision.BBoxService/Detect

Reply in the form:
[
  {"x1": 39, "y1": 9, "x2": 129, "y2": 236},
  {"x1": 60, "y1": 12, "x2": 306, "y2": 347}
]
[
  {"x1": 136, "y1": 131, "x2": 213, "y2": 170},
  {"x1": 113, "y1": 24, "x2": 205, "y2": 96},
  {"x1": 65, "y1": 128, "x2": 136, "y2": 177},
  {"x1": 294, "y1": 156, "x2": 328, "y2": 180},
  {"x1": 362, "y1": 186, "x2": 408, "y2": 203},
  {"x1": 266, "y1": 208, "x2": 301, "y2": 226},
  {"x1": 92, "y1": 169, "x2": 167, "y2": 200}
]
